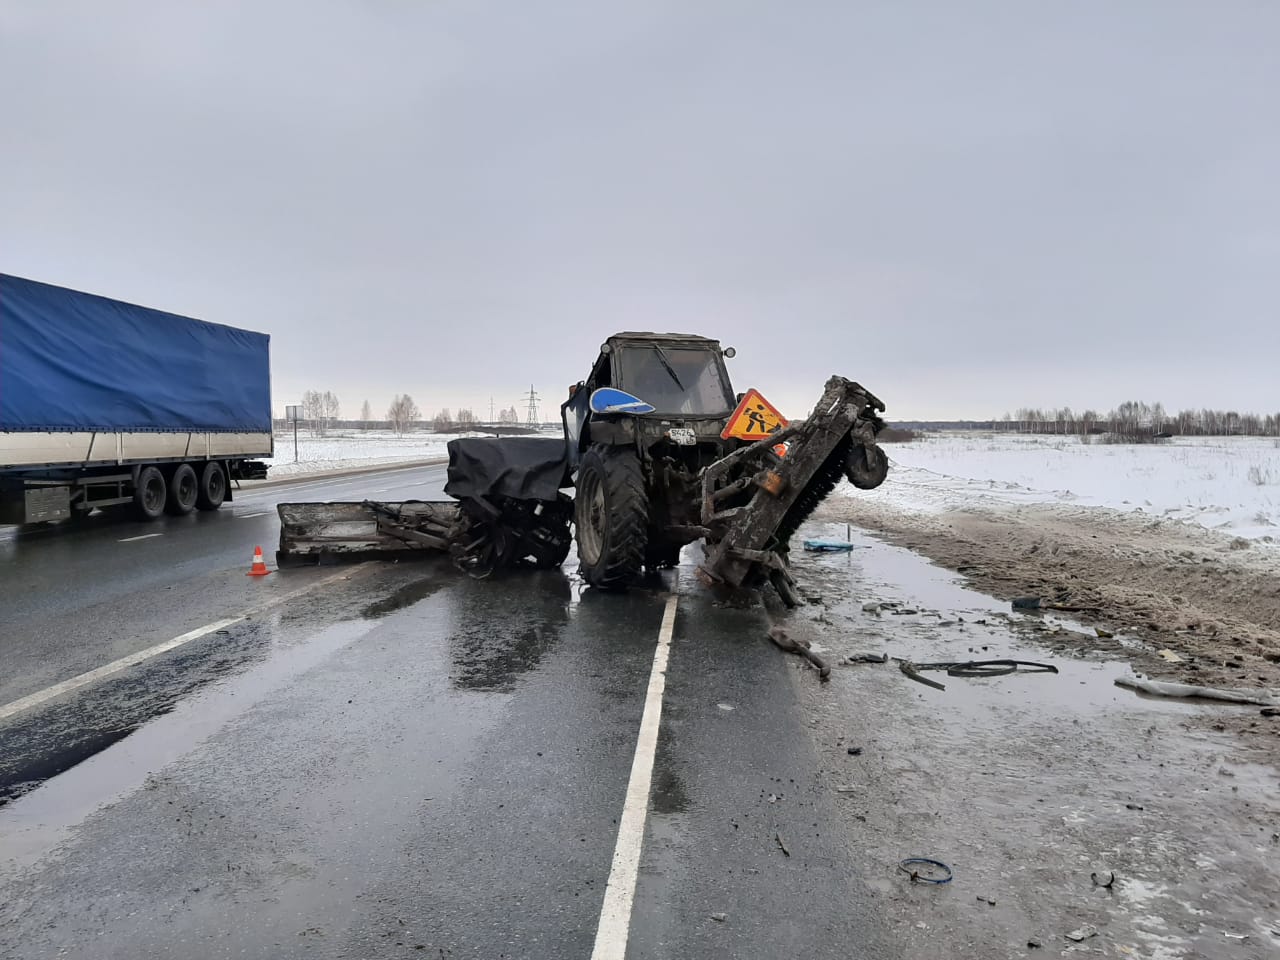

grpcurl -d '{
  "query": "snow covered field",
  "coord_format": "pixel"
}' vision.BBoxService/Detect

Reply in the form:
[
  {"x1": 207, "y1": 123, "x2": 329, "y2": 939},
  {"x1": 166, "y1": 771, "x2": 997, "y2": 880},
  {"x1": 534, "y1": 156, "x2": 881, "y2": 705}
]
[
  {"x1": 262, "y1": 429, "x2": 559, "y2": 478},
  {"x1": 850, "y1": 432, "x2": 1280, "y2": 544}
]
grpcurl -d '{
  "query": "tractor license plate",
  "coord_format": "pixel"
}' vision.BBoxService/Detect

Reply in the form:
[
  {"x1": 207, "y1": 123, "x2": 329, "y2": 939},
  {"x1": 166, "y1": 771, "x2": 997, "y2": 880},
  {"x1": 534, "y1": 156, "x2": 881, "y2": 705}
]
[{"x1": 668, "y1": 428, "x2": 696, "y2": 446}]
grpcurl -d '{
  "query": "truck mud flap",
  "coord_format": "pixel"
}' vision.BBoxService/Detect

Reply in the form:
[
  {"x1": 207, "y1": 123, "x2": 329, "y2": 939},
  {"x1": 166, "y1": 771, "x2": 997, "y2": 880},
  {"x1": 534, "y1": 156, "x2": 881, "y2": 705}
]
[{"x1": 276, "y1": 501, "x2": 459, "y2": 567}]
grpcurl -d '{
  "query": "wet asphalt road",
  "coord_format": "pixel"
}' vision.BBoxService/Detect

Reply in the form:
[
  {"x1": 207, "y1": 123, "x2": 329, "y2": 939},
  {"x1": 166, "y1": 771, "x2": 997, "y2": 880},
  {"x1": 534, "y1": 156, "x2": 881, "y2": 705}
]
[{"x1": 0, "y1": 465, "x2": 895, "y2": 959}]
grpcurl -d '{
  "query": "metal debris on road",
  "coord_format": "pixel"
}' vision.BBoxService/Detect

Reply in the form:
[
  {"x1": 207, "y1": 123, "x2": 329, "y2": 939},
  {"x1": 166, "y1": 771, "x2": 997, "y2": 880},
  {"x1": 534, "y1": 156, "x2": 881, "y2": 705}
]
[
  {"x1": 897, "y1": 858, "x2": 952, "y2": 884},
  {"x1": 898, "y1": 660, "x2": 947, "y2": 691},
  {"x1": 766, "y1": 626, "x2": 831, "y2": 681},
  {"x1": 709, "y1": 913, "x2": 727, "y2": 923},
  {"x1": 775, "y1": 832, "x2": 791, "y2": 857},
  {"x1": 898, "y1": 658, "x2": 1059, "y2": 691}
]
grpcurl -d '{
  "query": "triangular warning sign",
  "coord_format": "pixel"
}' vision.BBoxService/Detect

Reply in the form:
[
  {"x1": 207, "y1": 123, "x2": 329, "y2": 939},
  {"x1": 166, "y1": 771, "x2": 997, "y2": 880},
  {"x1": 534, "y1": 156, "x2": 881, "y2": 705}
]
[{"x1": 722, "y1": 388, "x2": 788, "y2": 441}]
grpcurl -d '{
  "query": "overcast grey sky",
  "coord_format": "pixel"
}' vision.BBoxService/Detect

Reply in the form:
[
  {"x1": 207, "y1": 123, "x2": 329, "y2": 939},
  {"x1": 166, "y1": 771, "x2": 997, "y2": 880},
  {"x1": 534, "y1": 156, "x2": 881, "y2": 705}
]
[{"x1": 2, "y1": 1, "x2": 1276, "y2": 421}]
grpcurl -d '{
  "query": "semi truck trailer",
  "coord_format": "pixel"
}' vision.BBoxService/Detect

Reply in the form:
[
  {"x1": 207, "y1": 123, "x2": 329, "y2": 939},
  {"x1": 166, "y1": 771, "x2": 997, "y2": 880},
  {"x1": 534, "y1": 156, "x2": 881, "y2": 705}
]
[{"x1": 0, "y1": 274, "x2": 272, "y2": 525}]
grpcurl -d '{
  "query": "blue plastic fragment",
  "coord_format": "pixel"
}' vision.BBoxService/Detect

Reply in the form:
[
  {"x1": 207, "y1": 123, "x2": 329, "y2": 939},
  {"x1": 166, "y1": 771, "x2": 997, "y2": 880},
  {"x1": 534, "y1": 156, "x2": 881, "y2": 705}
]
[{"x1": 802, "y1": 539, "x2": 861, "y2": 552}]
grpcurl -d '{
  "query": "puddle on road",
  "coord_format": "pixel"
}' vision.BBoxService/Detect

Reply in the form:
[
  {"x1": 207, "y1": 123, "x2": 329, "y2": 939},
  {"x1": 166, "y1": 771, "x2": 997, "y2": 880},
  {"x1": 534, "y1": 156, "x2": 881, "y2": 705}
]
[
  {"x1": 361, "y1": 574, "x2": 447, "y2": 618},
  {"x1": 445, "y1": 571, "x2": 573, "y2": 692},
  {"x1": 650, "y1": 761, "x2": 690, "y2": 815},
  {"x1": 0, "y1": 614, "x2": 380, "y2": 872}
]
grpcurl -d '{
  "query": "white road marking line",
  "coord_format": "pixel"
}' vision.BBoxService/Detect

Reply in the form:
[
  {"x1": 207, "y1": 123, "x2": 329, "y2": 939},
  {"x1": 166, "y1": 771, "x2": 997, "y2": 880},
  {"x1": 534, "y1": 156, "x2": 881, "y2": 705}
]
[
  {"x1": 0, "y1": 618, "x2": 242, "y2": 722},
  {"x1": 590, "y1": 591, "x2": 679, "y2": 960},
  {"x1": 0, "y1": 568, "x2": 363, "y2": 724},
  {"x1": 236, "y1": 512, "x2": 268, "y2": 519},
  {"x1": 118, "y1": 533, "x2": 163, "y2": 542}
]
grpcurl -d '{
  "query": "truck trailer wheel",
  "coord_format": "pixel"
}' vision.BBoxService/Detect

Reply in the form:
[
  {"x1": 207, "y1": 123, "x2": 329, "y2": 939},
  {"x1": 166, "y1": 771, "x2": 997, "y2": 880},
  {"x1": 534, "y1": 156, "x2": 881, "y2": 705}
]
[
  {"x1": 133, "y1": 466, "x2": 167, "y2": 521},
  {"x1": 574, "y1": 445, "x2": 648, "y2": 589},
  {"x1": 165, "y1": 463, "x2": 199, "y2": 515},
  {"x1": 196, "y1": 461, "x2": 227, "y2": 511}
]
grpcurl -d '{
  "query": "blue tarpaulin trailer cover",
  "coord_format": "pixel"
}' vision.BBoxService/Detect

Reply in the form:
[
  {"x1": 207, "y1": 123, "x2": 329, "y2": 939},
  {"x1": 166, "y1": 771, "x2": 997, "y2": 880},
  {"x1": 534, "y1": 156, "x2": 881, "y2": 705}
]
[{"x1": 0, "y1": 274, "x2": 271, "y2": 433}]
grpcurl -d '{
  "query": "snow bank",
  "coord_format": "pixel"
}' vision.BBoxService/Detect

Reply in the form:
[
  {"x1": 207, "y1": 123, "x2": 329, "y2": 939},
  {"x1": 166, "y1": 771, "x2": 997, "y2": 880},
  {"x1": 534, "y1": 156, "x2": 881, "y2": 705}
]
[
  {"x1": 263, "y1": 429, "x2": 561, "y2": 478},
  {"x1": 848, "y1": 433, "x2": 1280, "y2": 543}
]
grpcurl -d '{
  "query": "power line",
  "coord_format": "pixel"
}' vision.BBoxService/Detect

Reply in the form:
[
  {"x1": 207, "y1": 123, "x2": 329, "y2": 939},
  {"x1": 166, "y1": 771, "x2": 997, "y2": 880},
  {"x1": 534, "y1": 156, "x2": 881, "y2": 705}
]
[{"x1": 524, "y1": 385, "x2": 541, "y2": 426}]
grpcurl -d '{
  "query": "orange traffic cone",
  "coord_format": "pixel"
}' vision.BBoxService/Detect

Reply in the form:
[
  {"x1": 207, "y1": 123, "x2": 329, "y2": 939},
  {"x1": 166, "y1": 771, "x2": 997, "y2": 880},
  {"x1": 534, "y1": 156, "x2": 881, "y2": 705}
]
[{"x1": 247, "y1": 545, "x2": 271, "y2": 577}]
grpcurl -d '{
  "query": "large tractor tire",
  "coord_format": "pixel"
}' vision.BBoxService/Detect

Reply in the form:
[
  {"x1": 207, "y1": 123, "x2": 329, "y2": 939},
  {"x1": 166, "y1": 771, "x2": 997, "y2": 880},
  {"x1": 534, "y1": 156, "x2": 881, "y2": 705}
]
[
  {"x1": 845, "y1": 441, "x2": 889, "y2": 490},
  {"x1": 574, "y1": 444, "x2": 648, "y2": 589}
]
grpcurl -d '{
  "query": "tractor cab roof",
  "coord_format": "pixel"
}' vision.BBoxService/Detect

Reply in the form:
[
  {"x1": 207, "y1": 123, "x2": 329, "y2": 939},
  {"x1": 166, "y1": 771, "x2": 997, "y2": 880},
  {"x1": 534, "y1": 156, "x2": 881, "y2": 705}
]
[{"x1": 605, "y1": 331, "x2": 722, "y2": 347}]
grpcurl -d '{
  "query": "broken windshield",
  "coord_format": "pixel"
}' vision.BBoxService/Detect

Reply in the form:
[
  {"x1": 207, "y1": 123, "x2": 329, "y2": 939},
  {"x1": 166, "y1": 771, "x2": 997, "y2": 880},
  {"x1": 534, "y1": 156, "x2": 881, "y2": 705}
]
[{"x1": 616, "y1": 345, "x2": 733, "y2": 415}]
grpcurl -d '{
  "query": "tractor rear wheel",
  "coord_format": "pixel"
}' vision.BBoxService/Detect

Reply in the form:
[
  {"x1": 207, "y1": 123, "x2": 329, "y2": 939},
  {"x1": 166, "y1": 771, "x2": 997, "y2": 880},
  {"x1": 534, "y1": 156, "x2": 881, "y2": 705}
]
[{"x1": 575, "y1": 445, "x2": 648, "y2": 589}]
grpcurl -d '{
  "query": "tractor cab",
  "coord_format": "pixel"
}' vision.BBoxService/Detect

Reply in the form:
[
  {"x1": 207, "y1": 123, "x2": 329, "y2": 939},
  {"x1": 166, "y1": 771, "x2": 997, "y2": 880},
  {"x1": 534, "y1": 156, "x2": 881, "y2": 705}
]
[{"x1": 562, "y1": 332, "x2": 737, "y2": 468}]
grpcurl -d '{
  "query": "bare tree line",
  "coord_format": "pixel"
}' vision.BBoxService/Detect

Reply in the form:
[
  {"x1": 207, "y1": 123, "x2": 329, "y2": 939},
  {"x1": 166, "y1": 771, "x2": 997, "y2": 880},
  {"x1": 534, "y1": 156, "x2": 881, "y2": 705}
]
[
  {"x1": 1000, "y1": 402, "x2": 1280, "y2": 438},
  {"x1": 300, "y1": 390, "x2": 341, "y2": 436},
  {"x1": 291, "y1": 392, "x2": 536, "y2": 437}
]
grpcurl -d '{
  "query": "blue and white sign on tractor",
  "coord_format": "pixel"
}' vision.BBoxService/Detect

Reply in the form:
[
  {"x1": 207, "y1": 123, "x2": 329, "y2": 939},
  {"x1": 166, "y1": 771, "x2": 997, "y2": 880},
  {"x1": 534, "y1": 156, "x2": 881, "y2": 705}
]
[{"x1": 589, "y1": 388, "x2": 655, "y2": 415}]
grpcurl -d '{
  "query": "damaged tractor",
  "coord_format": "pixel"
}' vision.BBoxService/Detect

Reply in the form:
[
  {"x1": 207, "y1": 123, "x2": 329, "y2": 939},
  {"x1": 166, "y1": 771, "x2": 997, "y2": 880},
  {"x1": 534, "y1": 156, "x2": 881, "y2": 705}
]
[{"x1": 276, "y1": 332, "x2": 889, "y2": 606}]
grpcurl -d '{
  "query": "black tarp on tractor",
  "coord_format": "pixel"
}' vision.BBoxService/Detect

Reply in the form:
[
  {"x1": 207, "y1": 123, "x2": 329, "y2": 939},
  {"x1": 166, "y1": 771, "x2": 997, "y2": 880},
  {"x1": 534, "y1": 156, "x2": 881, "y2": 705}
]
[{"x1": 444, "y1": 438, "x2": 570, "y2": 502}]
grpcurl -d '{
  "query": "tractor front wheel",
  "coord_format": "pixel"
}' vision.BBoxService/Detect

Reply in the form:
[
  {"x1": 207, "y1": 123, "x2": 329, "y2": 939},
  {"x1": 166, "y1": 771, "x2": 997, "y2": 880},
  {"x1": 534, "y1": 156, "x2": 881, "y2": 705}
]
[
  {"x1": 845, "y1": 441, "x2": 889, "y2": 490},
  {"x1": 575, "y1": 445, "x2": 648, "y2": 589}
]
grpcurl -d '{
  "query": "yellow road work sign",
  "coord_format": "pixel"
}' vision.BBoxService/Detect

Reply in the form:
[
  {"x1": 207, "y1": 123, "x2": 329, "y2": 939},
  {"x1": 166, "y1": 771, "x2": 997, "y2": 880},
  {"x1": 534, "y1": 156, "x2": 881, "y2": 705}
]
[{"x1": 722, "y1": 388, "x2": 788, "y2": 440}]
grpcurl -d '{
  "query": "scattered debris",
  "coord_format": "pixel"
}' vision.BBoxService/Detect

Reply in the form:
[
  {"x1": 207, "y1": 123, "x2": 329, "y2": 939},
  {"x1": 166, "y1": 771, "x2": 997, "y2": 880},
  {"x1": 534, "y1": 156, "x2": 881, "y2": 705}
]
[
  {"x1": 717, "y1": 702, "x2": 735, "y2": 712},
  {"x1": 898, "y1": 660, "x2": 947, "y2": 691},
  {"x1": 847, "y1": 746, "x2": 863, "y2": 756},
  {"x1": 1026, "y1": 938, "x2": 1042, "y2": 949},
  {"x1": 1065, "y1": 926, "x2": 1098, "y2": 942},
  {"x1": 802, "y1": 539, "x2": 865, "y2": 552},
  {"x1": 897, "y1": 858, "x2": 953, "y2": 884},
  {"x1": 976, "y1": 895, "x2": 997, "y2": 906},
  {"x1": 767, "y1": 626, "x2": 831, "y2": 681},
  {"x1": 1157, "y1": 648, "x2": 1185, "y2": 663},
  {"x1": 775, "y1": 832, "x2": 791, "y2": 857},
  {"x1": 1114, "y1": 676, "x2": 1275, "y2": 706},
  {"x1": 709, "y1": 913, "x2": 727, "y2": 923},
  {"x1": 1011, "y1": 596, "x2": 1097, "y2": 613},
  {"x1": 898, "y1": 659, "x2": 1059, "y2": 691},
  {"x1": 847, "y1": 652, "x2": 889, "y2": 664},
  {"x1": 834, "y1": 786, "x2": 858, "y2": 794},
  {"x1": 861, "y1": 601, "x2": 881, "y2": 613},
  {"x1": 1261, "y1": 707, "x2": 1280, "y2": 717},
  {"x1": 1095, "y1": 627, "x2": 1114, "y2": 639},
  {"x1": 1125, "y1": 803, "x2": 1144, "y2": 811},
  {"x1": 1091, "y1": 871, "x2": 1116, "y2": 889}
]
